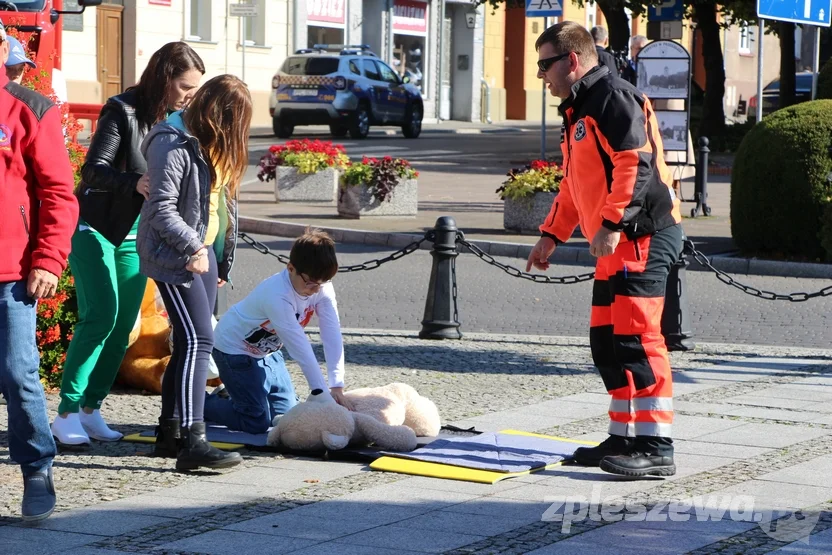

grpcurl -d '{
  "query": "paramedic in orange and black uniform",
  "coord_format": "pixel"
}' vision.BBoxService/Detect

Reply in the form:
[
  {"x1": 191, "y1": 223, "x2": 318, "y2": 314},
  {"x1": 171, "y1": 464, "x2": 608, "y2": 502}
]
[{"x1": 526, "y1": 21, "x2": 684, "y2": 478}]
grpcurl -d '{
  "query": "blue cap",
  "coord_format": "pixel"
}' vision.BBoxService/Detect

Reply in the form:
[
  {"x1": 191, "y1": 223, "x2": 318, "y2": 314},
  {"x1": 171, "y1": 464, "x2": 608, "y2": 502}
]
[{"x1": 6, "y1": 36, "x2": 35, "y2": 68}]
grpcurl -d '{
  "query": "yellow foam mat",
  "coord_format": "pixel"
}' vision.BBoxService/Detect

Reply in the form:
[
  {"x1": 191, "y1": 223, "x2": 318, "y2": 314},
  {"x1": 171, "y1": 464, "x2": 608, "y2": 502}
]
[
  {"x1": 369, "y1": 429, "x2": 598, "y2": 484},
  {"x1": 122, "y1": 432, "x2": 245, "y2": 451}
]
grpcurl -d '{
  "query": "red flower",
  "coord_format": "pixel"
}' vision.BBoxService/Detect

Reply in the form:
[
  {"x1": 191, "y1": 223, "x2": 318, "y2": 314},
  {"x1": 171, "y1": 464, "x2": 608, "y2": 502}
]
[
  {"x1": 66, "y1": 333, "x2": 73, "y2": 342},
  {"x1": 44, "y1": 324, "x2": 61, "y2": 345}
]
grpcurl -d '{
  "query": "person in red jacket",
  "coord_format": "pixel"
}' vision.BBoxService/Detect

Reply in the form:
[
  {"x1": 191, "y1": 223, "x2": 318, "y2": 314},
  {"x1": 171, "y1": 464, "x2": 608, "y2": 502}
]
[
  {"x1": 0, "y1": 22, "x2": 78, "y2": 521},
  {"x1": 527, "y1": 21, "x2": 683, "y2": 478}
]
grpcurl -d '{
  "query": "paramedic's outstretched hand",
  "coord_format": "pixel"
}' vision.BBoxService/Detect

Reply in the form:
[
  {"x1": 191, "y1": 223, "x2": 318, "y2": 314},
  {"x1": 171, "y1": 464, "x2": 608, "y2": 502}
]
[
  {"x1": 330, "y1": 387, "x2": 355, "y2": 411},
  {"x1": 526, "y1": 236, "x2": 556, "y2": 272}
]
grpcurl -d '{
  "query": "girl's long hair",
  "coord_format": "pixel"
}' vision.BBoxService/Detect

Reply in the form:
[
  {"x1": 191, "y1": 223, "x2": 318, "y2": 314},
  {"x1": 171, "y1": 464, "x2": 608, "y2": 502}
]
[
  {"x1": 183, "y1": 75, "x2": 252, "y2": 198},
  {"x1": 129, "y1": 42, "x2": 205, "y2": 130}
]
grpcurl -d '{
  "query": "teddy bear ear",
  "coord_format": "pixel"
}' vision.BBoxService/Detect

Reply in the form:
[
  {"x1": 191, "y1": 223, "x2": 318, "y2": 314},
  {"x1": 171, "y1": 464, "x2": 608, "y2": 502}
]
[{"x1": 321, "y1": 431, "x2": 349, "y2": 450}]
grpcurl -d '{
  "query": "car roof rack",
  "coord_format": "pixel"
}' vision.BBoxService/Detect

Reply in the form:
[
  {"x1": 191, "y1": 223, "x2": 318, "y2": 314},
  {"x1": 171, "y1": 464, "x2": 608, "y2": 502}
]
[{"x1": 309, "y1": 43, "x2": 377, "y2": 56}]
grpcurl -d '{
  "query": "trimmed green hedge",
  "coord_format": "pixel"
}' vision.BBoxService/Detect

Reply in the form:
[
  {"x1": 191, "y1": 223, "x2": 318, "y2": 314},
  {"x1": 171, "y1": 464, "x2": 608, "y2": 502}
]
[
  {"x1": 731, "y1": 100, "x2": 832, "y2": 261},
  {"x1": 818, "y1": 58, "x2": 832, "y2": 100}
]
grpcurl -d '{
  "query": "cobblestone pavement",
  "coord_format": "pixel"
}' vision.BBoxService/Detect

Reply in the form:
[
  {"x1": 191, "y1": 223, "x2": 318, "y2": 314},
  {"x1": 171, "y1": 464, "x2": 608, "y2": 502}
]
[
  {"x1": 1, "y1": 332, "x2": 831, "y2": 555},
  {"x1": 230, "y1": 236, "x2": 832, "y2": 349}
]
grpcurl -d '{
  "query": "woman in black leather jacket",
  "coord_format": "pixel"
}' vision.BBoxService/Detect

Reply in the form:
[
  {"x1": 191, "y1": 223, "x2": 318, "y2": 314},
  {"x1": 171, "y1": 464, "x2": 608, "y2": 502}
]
[{"x1": 52, "y1": 42, "x2": 205, "y2": 446}]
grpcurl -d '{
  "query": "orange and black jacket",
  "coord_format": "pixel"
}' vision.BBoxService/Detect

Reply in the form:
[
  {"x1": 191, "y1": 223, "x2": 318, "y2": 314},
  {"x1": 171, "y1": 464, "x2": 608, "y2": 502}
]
[{"x1": 539, "y1": 65, "x2": 681, "y2": 245}]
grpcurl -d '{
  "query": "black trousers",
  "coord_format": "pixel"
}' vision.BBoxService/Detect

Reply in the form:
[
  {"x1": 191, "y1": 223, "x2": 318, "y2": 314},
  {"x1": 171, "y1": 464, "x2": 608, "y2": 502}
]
[{"x1": 156, "y1": 248, "x2": 217, "y2": 428}]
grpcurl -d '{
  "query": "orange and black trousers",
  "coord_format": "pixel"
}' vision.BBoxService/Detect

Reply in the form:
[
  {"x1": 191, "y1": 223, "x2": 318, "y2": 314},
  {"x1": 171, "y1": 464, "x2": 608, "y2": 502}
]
[{"x1": 589, "y1": 224, "x2": 683, "y2": 456}]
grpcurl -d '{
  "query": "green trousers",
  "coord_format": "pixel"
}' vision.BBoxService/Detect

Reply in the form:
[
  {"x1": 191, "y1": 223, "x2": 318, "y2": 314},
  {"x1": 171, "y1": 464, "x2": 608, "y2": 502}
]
[{"x1": 58, "y1": 228, "x2": 146, "y2": 414}]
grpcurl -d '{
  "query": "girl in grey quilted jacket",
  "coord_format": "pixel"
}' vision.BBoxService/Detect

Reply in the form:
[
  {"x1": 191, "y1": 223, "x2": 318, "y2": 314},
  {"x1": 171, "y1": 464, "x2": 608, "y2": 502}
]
[{"x1": 137, "y1": 75, "x2": 252, "y2": 472}]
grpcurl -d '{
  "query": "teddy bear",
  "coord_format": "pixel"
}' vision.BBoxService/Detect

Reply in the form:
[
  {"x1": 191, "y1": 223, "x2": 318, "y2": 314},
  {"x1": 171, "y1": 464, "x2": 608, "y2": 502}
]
[
  {"x1": 267, "y1": 382, "x2": 441, "y2": 452},
  {"x1": 116, "y1": 281, "x2": 173, "y2": 393},
  {"x1": 116, "y1": 281, "x2": 221, "y2": 393}
]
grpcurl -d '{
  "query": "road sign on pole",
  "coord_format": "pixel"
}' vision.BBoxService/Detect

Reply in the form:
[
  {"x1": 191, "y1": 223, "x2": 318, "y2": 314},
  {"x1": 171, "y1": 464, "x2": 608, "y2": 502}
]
[
  {"x1": 757, "y1": 0, "x2": 832, "y2": 26},
  {"x1": 525, "y1": 0, "x2": 562, "y2": 18},
  {"x1": 648, "y1": 0, "x2": 684, "y2": 22},
  {"x1": 230, "y1": 3, "x2": 258, "y2": 84}
]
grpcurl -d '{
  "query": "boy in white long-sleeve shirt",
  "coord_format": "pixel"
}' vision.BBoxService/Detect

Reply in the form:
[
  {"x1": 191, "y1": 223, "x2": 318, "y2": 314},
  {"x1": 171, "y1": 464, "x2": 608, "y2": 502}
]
[{"x1": 204, "y1": 230, "x2": 353, "y2": 433}]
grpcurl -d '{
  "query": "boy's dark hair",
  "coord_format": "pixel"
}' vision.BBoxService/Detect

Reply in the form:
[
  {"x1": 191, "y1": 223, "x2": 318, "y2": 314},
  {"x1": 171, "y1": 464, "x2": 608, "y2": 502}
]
[
  {"x1": 535, "y1": 21, "x2": 598, "y2": 68},
  {"x1": 289, "y1": 229, "x2": 338, "y2": 281}
]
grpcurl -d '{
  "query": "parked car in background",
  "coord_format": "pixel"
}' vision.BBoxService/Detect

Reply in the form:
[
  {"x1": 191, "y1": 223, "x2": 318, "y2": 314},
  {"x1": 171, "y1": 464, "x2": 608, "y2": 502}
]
[
  {"x1": 747, "y1": 72, "x2": 813, "y2": 117},
  {"x1": 269, "y1": 44, "x2": 424, "y2": 139}
]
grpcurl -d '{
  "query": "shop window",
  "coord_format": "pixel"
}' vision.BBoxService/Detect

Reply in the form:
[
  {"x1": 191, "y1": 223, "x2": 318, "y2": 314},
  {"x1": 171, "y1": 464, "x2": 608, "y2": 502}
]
[{"x1": 393, "y1": 35, "x2": 426, "y2": 93}]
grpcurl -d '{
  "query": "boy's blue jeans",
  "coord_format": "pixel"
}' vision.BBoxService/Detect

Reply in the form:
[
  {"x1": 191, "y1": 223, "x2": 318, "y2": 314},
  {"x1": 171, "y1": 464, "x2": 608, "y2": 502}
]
[
  {"x1": 0, "y1": 281, "x2": 57, "y2": 477},
  {"x1": 204, "y1": 349, "x2": 298, "y2": 434}
]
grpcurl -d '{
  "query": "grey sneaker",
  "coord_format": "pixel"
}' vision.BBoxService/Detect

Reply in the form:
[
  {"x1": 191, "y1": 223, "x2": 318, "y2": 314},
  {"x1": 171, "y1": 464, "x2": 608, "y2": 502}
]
[{"x1": 21, "y1": 467, "x2": 56, "y2": 522}]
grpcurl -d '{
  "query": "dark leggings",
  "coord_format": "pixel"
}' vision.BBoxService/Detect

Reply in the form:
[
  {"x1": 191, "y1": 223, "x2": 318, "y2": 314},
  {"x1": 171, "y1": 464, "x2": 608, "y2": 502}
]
[{"x1": 156, "y1": 248, "x2": 217, "y2": 428}]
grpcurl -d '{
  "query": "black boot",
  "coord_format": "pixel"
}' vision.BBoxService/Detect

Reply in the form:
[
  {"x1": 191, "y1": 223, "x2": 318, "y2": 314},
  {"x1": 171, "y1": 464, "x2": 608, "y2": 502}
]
[
  {"x1": 176, "y1": 422, "x2": 242, "y2": 471},
  {"x1": 600, "y1": 452, "x2": 676, "y2": 477},
  {"x1": 572, "y1": 435, "x2": 633, "y2": 467},
  {"x1": 154, "y1": 417, "x2": 180, "y2": 458}
]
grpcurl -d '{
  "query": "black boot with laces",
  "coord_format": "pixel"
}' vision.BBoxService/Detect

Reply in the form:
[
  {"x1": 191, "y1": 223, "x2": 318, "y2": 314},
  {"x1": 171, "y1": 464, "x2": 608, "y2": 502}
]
[
  {"x1": 572, "y1": 435, "x2": 633, "y2": 467},
  {"x1": 176, "y1": 422, "x2": 242, "y2": 471}
]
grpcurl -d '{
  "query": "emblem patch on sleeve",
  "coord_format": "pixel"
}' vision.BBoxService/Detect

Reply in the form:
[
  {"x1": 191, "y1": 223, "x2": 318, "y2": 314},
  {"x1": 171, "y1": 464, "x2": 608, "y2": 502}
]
[{"x1": 574, "y1": 120, "x2": 586, "y2": 141}]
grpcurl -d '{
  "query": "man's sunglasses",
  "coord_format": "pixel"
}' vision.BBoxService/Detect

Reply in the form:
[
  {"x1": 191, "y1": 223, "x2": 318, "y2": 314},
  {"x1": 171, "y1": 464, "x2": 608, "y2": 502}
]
[{"x1": 537, "y1": 52, "x2": 572, "y2": 72}]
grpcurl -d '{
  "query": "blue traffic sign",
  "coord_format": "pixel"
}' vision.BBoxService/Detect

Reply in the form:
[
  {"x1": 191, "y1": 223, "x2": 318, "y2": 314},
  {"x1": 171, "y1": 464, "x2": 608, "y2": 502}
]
[
  {"x1": 526, "y1": 0, "x2": 562, "y2": 18},
  {"x1": 757, "y1": 0, "x2": 832, "y2": 26},
  {"x1": 648, "y1": 0, "x2": 684, "y2": 21}
]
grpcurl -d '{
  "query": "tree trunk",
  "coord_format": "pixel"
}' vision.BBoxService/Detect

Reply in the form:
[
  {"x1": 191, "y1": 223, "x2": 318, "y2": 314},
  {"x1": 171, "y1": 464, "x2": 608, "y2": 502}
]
[
  {"x1": 779, "y1": 22, "x2": 796, "y2": 109},
  {"x1": 693, "y1": 1, "x2": 725, "y2": 140},
  {"x1": 596, "y1": 0, "x2": 630, "y2": 52}
]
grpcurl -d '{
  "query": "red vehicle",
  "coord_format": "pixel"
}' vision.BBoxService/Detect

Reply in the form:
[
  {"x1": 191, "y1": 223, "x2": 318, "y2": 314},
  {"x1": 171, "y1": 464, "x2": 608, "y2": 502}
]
[
  {"x1": 0, "y1": 1, "x2": 102, "y2": 137},
  {"x1": 0, "y1": 0, "x2": 101, "y2": 82}
]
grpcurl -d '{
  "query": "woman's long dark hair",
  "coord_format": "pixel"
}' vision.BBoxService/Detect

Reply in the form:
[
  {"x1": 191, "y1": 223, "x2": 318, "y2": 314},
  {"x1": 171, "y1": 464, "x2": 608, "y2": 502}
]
[{"x1": 128, "y1": 42, "x2": 205, "y2": 130}]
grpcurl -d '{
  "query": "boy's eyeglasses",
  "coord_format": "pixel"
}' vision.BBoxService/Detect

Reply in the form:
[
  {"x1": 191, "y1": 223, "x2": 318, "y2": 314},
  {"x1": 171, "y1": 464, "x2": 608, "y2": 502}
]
[
  {"x1": 537, "y1": 52, "x2": 572, "y2": 73},
  {"x1": 300, "y1": 273, "x2": 331, "y2": 288}
]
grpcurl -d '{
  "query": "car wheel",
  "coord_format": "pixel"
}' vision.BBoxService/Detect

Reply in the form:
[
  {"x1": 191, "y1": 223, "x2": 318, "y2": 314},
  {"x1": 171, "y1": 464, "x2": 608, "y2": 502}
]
[
  {"x1": 402, "y1": 104, "x2": 422, "y2": 139},
  {"x1": 329, "y1": 124, "x2": 349, "y2": 138},
  {"x1": 349, "y1": 104, "x2": 370, "y2": 139},
  {"x1": 273, "y1": 118, "x2": 293, "y2": 139}
]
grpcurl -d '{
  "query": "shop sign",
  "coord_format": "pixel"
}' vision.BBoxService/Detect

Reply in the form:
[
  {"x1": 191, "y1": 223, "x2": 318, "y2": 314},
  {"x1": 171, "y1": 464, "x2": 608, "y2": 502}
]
[
  {"x1": 307, "y1": 0, "x2": 346, "y2": 25},
  {"x1": 393, "y1": 0, "x2": 428, "y2": 34}
]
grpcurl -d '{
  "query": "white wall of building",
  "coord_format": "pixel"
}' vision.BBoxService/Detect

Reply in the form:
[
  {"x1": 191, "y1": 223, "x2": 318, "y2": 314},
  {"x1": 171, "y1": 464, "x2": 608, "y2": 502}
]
[{"x1": 62, "y1": 0, "x2": 291, "y2": 127}]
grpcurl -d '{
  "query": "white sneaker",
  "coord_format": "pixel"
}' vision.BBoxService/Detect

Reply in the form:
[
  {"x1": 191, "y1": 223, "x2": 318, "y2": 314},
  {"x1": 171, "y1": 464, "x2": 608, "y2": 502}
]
[
  {"x1": 51, "y1": 413, "x2": 91, "y2": 446},
  {"x1": 79, "y1": 410, "x2": 123, "y2": 442}
]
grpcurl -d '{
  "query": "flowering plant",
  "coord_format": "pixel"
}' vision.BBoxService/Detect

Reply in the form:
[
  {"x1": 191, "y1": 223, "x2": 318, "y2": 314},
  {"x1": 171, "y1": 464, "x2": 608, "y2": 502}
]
[
  {"x1": 257, "y1": 139, "x2": 350, "y2": 179},
  {"x1": 8, "y1": 27, "x2": 87, "y2": 386},
  {"x1": 496, "y1": 160, "x2": 563, "y2": 201},
  {"x1": 36, "y1": 272, "x2": 78, "y2": 389},
  {"x1": 341, "y1": 156, "x2": 418, "y2": 204}
]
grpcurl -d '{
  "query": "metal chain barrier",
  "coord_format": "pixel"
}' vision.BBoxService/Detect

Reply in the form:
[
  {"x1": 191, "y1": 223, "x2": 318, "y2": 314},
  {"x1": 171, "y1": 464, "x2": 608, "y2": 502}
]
[
  {"x1": 684, "y1": 240, "x2": 832, "y2": 302},
  {"x1": 456, "y1": 234, "x2": 596, "y2": 285},
  {"x1": 238, "y1": 231, "x2": 431, "y2": 273}
]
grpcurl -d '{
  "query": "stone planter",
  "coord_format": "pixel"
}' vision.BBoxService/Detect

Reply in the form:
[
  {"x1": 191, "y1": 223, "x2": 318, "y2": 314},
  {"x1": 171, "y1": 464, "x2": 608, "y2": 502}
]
[
  {"x1": 337, "y1": 179, "x2": 418, "y2": 219},
  {"x1": 274, "y1": 166, "x2": 339, "y2": 204},
  {"x1": 503, "y1": 191, "x2": 557, "y2": 233}
]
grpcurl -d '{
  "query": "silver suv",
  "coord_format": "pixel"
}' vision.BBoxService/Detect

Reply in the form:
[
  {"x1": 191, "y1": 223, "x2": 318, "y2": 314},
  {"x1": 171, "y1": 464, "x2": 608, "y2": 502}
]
[{"x1": 269, "y1": 44, "x2": 424, "y2": 139}]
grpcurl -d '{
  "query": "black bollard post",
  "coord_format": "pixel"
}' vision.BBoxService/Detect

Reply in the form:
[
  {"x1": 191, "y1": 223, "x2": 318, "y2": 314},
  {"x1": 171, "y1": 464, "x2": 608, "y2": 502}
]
[
  {"x1": 661, "y1": 246, "x2": 695, "y2": 352},
  {"x1": 419, "y1": 216, "x2": 463, "y2": 340},
  {"x1": 691, "y1": 137, "x2": 712, "y2": 218}
]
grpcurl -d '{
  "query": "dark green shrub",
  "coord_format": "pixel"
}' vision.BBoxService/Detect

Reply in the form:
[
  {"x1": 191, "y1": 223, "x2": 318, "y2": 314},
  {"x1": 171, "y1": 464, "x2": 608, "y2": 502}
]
[
  {"x1": 731, "y1": 100, "x2": 832, "y2": 261},
  {"x1": 817, "y1": 58, "x2": 832, "y2": 100}
]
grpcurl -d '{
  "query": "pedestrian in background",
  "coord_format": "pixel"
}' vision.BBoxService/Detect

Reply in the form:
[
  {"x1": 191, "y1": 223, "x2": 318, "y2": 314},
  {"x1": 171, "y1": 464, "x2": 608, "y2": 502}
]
[
  {"x1": 528, "y1": 21, "x2": 683, "y2": 478},
  {"x1": 590, "y1": 26, "x2": 618, "y2": 76},
  {"x1": 0, "y1": 21, "x2": 78, "y2": 521},
  {"x1": 622, "y1": 34, "x2": 648, "y2": 86},
  {"x1": 138, "y1": 74, "x2": 250, "y2": 471},
  {"x1": 4, "y1": 35, "x2": 35, "y2": 84},
  {"x1": 52, "y1": 42, "x2": 205, "y2": 447}
]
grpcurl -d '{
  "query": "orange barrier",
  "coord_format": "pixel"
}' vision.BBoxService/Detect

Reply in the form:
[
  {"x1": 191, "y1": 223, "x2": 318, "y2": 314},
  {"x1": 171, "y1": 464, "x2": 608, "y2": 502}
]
[{"x1": 67, "y1": 102, "x2": 102, "y2": 142}]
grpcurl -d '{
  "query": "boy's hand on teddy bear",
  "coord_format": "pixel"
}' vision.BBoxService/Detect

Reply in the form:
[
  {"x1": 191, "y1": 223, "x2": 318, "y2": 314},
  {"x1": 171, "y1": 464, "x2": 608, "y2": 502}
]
[{"x1": 330, "y1": 387, "x2": 355, "y2": 411}]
